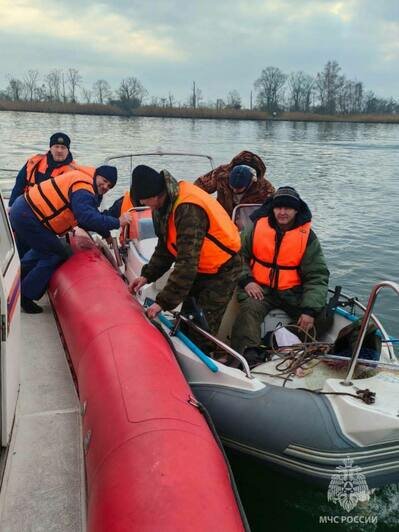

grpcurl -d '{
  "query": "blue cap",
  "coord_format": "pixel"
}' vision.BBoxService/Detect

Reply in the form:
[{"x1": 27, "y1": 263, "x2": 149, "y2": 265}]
[{"x1": 229, "y1": 165, "x2": 254, "y2": 189}]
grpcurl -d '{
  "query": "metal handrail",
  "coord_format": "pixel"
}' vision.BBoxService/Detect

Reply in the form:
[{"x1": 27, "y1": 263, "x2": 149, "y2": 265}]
[
  {"x1": 329, "y1": 287, "x2": 396, "y2": 360},
  {"x1": 343, "y1": 281, "x2": 399, "y2": 385},
  {"x1": 176, "y1": 314, "x2": 253, "y2": 379},
  {"x1": 104, "y1": 150, "x2": 215, "y2": 175},
  {"x1": 111, "y1": 237, "x2": 123, "y2": 267}
]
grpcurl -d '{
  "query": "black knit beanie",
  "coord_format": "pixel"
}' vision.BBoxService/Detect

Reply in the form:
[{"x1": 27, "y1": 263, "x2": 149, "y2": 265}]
[
  {"x1": 49, "y1": 132, "x2": 71, "y2": 149},
  {"x1": 95, "y1": 165, "x2": 118, "y2": 187},
  {"x1": 131, "y1": 165, "x2": 166, "y2": 200},
  {"x1": 272, "y1": 186, "x2": 301, "y2": 210}
]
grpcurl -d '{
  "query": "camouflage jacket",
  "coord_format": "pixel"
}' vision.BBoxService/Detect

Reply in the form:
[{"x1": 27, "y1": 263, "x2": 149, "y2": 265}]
[
  {"x1": 141, "y1": 172, "x2": 211, "y2": 311},
  {"x1": 194, "y1": 150, "x2": 275, "y2": 216}
]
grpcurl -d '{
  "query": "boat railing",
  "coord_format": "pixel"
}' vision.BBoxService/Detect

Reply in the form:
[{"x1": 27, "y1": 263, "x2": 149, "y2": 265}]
[
  {"x1": 343, "y1": 280, "x2": 399, "y2": 385},
  {"x1": 331, "y1": 287, "x2": 396, "y2": 360},
  {"x1": 104, "y1": 151, "x2": 215, "y2": 175},
  {"x1": 175, "y1": 313, "x2": 253, "y2": 379}
]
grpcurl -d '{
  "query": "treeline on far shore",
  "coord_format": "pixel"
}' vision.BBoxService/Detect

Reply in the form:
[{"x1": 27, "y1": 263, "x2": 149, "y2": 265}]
[{"x1": 1, "y1": 99, "x2": 399, "y2": 124}]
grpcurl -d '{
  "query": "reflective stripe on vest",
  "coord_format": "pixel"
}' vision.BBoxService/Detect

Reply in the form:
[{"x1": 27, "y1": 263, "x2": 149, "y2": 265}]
[
  {"x1": 25, "y1": 153, "x2": 79, "y2": 189},
  {"x1": 251, "y1": 217, "x2": 311, "y2": 290},
  {"x1": 167, "y1": 181, "x2": 241, "y2": 274},
  {"x1": 25, "y1": 168, "x2": 95, "y2": 235}
]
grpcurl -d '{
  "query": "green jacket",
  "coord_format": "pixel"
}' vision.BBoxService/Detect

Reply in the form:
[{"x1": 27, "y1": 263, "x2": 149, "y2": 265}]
[
  {"x1": 141, "y1": 171, "x2": 210, "y2": 311},
  {"x1": 239, "y1": 199, "x2": 330, "y2": 316}
]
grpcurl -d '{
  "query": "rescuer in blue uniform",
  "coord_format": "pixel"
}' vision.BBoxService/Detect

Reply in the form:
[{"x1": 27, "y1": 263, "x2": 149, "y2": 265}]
[{"x1": 10, "y1": 165, "x2": 132, "y2": 314}]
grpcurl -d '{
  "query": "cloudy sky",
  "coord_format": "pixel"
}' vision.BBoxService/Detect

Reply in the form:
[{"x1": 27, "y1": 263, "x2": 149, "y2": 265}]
[{"x1": 1, "y1": 0, "x2": 398, "y2": 106}]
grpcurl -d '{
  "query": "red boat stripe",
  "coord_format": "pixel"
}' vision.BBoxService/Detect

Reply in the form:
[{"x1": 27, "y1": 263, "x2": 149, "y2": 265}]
[{"x1": 7, "y1": 271, "x2": 20, "y2": 334}]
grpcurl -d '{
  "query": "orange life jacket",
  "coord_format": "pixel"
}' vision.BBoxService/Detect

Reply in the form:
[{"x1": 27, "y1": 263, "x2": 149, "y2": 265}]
[
  {"x1": 25, "y1": 168, "x2": 95, "y2": 235},
  {"x1": 251, "y1": 217, "x2": 311, "y2": 290},
  {"x1": 167, "y1": 181, "x2": 241, "y2": 274},
  {"x1": 121, "y1": 190, "x2": 134, "y2": 215},
  {"x1": 119, "y1": 191, "x2": 138, "y2": 244},
  {"x1": 25, "y1": 153, "x2": 78, "y2": 189}
]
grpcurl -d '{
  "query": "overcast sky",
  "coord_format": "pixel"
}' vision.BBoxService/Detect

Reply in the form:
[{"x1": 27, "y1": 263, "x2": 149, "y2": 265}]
[{"x1": 1, "y1": 0, "x2": 398, "y2": 106}]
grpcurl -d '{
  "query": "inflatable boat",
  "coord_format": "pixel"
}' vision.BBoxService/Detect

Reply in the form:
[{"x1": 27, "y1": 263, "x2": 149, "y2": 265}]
[
  {"x1": 99, "y1": 151, "x2": 399, "y2": 489},
  {"x1": 48, "y1": 235, "x2": 247, "y2": 531}
]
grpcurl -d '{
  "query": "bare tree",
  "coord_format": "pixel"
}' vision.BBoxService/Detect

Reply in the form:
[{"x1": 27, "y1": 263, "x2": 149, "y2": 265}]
[
  {"x1": 118, "y1": 77, "x2": 147, "y2": 108},
  {"x1": 46, "y1": 69, "x2": 62, "y2": 101},
  {"x1": 226, "y1": 90, "x2": 242, "y2": 109},
  {"x1": 337, "y1": 80, "x2": 364, "y2": 114},
  {"x1": 6, "y1": 77, "x2": 24, "y2": 100},
  {"x1": 81, "y1": 87, "x2": 92, "y2": 103},
  {"x1": 287, "y1": 71, "x2": 315, "y2": 112},
  {"x1": 92, "y1": 79, "x2": 112, "y2": 104},
  {"x1": 316, "y1": 60, "x2": 345, "y2": 114},
  {"x1": 67, "y1": 68, "x2": 82, "y2": 103},
  {"x1": 34, "y1": 84, "x2": 48, "y2": 102},
  {"x1": 254, "y1": 66, "x2": 287, "y2": 112},
  {"x1": 168, "y1": 92, "x2": 175, "y2": 107},
  {"x1": 24, "y1": 70, "x2": 40, "y2": 101}
]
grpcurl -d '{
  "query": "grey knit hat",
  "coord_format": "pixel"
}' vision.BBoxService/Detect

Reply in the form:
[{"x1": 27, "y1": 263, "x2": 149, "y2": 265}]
[{"x1": 272, "y1": 186, "x2": 301, "y2": 210}]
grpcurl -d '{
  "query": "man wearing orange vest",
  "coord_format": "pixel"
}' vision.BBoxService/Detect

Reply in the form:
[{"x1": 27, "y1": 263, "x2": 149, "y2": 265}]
[
  {"x1": 231, "y1": 186, "x2": 331, "y2": 366},
  {"x1": 10, "y1": 165, "x2": 132, "y2": 314},
  {"x1": 129, "y1": 165, "x2": 242, "y2": 351},
  {"x1": 9, "y1": 132, "x2": 77, "y2": 207}
]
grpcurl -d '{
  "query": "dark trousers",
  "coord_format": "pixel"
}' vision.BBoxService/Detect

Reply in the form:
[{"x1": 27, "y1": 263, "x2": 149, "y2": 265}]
[
  {"x1": 9, "y1": 196, "x2": 68, "y2": 300},
  {"x1": 181, "y1": 254, "x2": 242, "y2": 354},
  {"x1": 231, "y1": 287, "x2": 333, "y2": 354}
]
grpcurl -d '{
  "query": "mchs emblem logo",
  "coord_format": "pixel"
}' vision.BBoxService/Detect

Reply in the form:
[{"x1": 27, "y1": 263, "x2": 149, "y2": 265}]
[{"x1": 327, "y1": 457, "x2": 370, "y2": 512}]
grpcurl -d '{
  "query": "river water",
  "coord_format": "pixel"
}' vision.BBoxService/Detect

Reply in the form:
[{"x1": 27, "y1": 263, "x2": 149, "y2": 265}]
[{"x1": 0, "y1": 111, "x2": 398, "y2": 530}]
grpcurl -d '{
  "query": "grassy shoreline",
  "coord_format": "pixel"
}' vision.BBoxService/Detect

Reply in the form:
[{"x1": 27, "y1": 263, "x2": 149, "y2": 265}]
[{"x1": 1, "y1": 100, "x2": 398, "y2": 124}]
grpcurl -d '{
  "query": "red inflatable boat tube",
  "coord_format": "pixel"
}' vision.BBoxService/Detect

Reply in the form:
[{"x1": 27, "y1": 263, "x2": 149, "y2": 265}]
[{"x1": 48, "y1": 243, "x2": 245, "y2": 532}]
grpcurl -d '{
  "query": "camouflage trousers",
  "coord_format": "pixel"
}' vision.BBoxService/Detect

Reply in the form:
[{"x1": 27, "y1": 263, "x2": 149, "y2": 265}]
[
  {"x1": 231, "y1": 288, "x2": 332, "y2": 354},
  {"x1": 181, "y1": 254, "x2": 242, "y2": 354}
]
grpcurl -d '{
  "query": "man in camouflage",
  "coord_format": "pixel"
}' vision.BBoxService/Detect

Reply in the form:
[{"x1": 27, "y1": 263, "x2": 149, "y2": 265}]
[
  {"x1": 129, "y1": 165, "x2": 242, "y2": 352},
  {"x1": 194, "y1": 150, "x2": 275, "y2": 216}
]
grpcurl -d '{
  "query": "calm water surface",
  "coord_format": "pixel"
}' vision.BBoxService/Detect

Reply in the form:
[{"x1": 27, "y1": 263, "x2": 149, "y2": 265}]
[{"x1": 0, "y1": 111, "x2": 398, "y2": 530}]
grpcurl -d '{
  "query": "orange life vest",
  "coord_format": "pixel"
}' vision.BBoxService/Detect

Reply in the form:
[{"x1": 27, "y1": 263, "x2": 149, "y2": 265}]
[
  {"x1": 251, "y1": 217, "x2": 311, "y2": 290},
  {"x1": 119, "y1": 191, "x2": 136, "y2": 244},
  {"x1": 25, "y1": 168, "x2": 95, "y2": 235},
  {"x1": 167, "y1": 181, "x2": 241, "y2": 274},
  {"x1": 25, "y1": 153, "x2": 78, "y2": 189},
  {"x1": 121, "y1": 190, "x2": 134, "y2": 215}
]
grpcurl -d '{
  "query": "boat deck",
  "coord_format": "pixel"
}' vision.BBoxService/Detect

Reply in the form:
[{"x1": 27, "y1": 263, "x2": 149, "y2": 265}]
[{"x1": 0, "y1": 296, "x2": 86, "y2": 531}]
